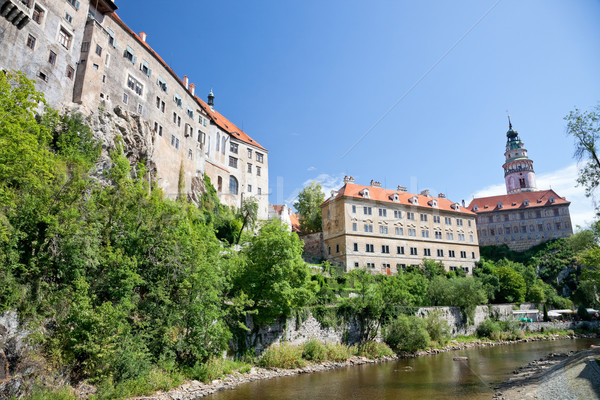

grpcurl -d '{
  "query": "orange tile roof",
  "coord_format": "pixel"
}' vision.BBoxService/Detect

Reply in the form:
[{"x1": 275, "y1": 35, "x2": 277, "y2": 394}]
[
  {"x1": 196, "y1": 97, "x2": 266, "y2": 151},
  {"x1": 109, "y1": 13, "x2": 266, "y2": 152},
  {"x1": 271, "y1": 205, "x2": 301, "y2": 233},
  {"x1": 323, "y1": 183, "x2": 475, "y2": 215},
  {"x1": 468, "y1": 189, "x2": 569, "y2": 213}
]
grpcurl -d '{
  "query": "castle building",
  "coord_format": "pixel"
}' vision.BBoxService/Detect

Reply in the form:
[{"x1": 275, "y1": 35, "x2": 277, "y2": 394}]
[
  {"x1": 468, "y1": 119, "x2": 573, "y2": 251},
  {"x1": 321, "y1": 178, "x2": 480, "y2": 275},
  {"x1": 0, "y1": 0, "x2": 270, "y2": 219}
]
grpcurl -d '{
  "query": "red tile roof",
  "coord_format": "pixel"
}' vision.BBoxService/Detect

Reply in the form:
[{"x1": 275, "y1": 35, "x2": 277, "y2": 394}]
[
  {"x1": 323, "y1": 183, "x2": 475, "y2": 215},
  {"x1": 271, "y1": 205, "x2": 301, "y2": 233},
  {"x1": 109, "y1": 13, "x2": 266, "y2": 152},
  {"x1": 196, "y1": 97, "x2": 266, "y2": 151},
  {"x1": 468, "y1": 189, "x2": 569, "y2": 213}
]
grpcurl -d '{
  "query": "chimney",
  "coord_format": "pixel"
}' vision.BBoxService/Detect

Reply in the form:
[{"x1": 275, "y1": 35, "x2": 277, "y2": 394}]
[
  {"x1": 208, "y1": 89, "x2": 215, "y2": 107},
  {"x1": 438, "y1": 193, "x2": 446, "y2": 198},
  {"x1": 420, "y1": 189, "x2": 430, "y2": 197},
  {"x1": 189, "y1": 83, "x2": 195, "y2": 96},
  {"x1": 370, "y1": 180, "x2": 381, "y2": 188},
  {"x1": 183, "y1": 75, "x2": 189, "y2": 90},
  {"x1": 462, "y1": 199, "x2": 466, "y2": 207},
  {"x1": 397, "y1": 185, "x2": 407, "y2": 192},
  {"x1": 139, "y1": 32, "x2": 147, "y2": 42},
  {"x1": 343, "y1": 176, "x2": 350, "y2": 183}
]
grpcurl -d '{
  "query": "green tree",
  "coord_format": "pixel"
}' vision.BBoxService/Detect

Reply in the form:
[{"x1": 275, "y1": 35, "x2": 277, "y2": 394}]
[
  {"x1": 493, "y1": 265, "x2": 526, "y2": 303},
  {"x1": 294, "y1": 181, "x2": 325, "y2": 233},
  {"x1": 235, "y1": 219, "x2": 314, "y2": 324},
  {"x1": 564, "y1": 105, "x2": 600, "y2": 197},
  {"x1": 384, "y1": 314, "x2": 430, "y2": 353},
  {"x1": 235, "y1": 198, "x2": 258, "y2": 244}
]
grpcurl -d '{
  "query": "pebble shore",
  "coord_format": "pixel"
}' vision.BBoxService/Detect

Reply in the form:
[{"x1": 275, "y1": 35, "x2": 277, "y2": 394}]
[{"x1": 131, "y1": 333, "x2": 596, "y2": 400}]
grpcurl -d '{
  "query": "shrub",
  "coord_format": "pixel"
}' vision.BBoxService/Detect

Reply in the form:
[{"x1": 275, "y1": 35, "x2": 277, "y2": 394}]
[
  {"x1": 357, "y1": 341, "x2": 395, "y2": 359},
  {"x1": 324, "y1": 343, "x2": 355, "y2": 361},
  {"x1": 384, "y1": 315, "x2": 430, "y2": 353},
  {"x1": 27, "y1": 387, "x2": 78, "y2": 400},
  {"x1": 476, "y1": 319, "x2": 502, "y2": 339},
  {"x1": 425, "y1": 311, "x2": 450, "y2": 346},
  {"x1": 302, "y1": 339, "x2": 328, "y2": 362},
  {"x1": 259, "y1": 344, "x2": 306, "y2": 369},
  {"x1": 188, "y1": 358, "x2": 250, "y2": 383}
]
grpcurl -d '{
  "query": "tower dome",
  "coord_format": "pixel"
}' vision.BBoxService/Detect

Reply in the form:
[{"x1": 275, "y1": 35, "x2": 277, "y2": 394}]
[{"x1": 502, "y1": 116, "x2": 537, "y2": 194}]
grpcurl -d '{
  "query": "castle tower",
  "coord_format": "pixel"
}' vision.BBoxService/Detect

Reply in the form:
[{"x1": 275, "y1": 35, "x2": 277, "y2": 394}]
[{"x1": 503, "y1": 117, "x2": 537, "y2": 194}]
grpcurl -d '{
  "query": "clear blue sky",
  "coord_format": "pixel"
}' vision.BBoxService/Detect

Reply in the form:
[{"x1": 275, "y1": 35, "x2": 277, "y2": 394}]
[{"x1": 117, "y1": 0, "x2": 600, "y2": 223}]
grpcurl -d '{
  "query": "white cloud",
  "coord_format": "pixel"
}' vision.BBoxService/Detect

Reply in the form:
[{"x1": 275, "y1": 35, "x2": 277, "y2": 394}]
[
  {"x1": 471, "y1": 163, "x2": 596, "y2": 230},
  {"x1": 285, "y1": 172, "x2": 346, "y2": 210},
  {"x1": 307, "y1": 166, "x2": 317, "y2": 171}
]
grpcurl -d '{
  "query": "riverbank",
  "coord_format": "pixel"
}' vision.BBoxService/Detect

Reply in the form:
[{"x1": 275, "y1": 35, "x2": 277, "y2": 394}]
[
  {"x1": 493, "y1": 346, "x2": 600, "y2": 400},
  {"x1": 128, "y1": 332, "x2": 598, "y2": 400}
]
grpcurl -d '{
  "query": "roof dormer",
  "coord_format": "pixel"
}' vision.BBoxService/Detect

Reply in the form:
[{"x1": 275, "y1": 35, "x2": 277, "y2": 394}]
[
  {"x1": 428, "y1": 199, "x2": 438, "y2": 208},
  {"x1": 409, "y1": 196, "x2": 419, "y2": 205},
  {"x1": 473, "y1": 204, "x2": 479, "y2": 212},
  {"x1": 523, "y1": 199, "x2": 530, "y2": 206},
  {"x1": 361, "y1": 188, "x2": 370, "y2": 198},
  {"x1": 391, "y1": 193, "x2": 399, "y2": 202},
  {"x1": 549, "y1": 196, "x2": 555, "y2": 203},
  {"x1": 497, "y1": 201, "x2": 503, "y2": 209}
]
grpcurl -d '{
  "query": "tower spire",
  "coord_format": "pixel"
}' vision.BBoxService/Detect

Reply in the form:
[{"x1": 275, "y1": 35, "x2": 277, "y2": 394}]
[
  {"x1": 508, "y1": 114, "x2": 512, "y2": 130},
  {"x1": 502, "y1": 117, "x2": 536, "y2": 194}
]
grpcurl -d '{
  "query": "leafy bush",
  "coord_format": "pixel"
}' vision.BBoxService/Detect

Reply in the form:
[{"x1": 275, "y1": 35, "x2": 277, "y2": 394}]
[
  {"x1": 384, "y1": 315, "x2": 430, "y2": 353},
  {"x1": 27, "y1": 387, "x2": 78, "y2": 400},
  {"x1": 259, "y1": 344, "x2": 306, "y2": 369},
  {"x1": 425, "y1": 311, "x2": 450, "y2": 346},
  {"x1": 476, "y1": 319, "x2": 502, "y2": 339},
  {"x1": 188, "y1": 358, "x2": 251, "y2": 383},
  {"x1": 357, "y1": 341, "x2": 395, "y2": 359},
  {"x1": 302, "y1": 339, "x2": 328, "y2": 362}
]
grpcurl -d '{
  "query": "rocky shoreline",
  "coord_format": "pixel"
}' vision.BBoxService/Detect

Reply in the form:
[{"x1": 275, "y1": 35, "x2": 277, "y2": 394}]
[{"x1": 130, "y1": 333, "x2": 597, "y2": 400}]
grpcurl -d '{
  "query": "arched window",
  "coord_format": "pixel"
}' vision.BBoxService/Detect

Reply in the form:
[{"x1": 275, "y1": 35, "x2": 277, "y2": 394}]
[
  {"x1": 217, "y1": 176, "x2": 223, "y2": 192},
  {"x1": 216, "y1": 133, "x2": 220, "y2": 151},
  {"x1": 222, "y1": 136, "x2": 226, "y2": 154},
  {"x1": 229, "y1": 175, "x2": 238, "y2": 195}
]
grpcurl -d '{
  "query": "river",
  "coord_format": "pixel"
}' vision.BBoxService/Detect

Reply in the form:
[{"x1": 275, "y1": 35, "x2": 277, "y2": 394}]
[{"x1": 207, "y1": 339, "x2": 598, "y2": 400}]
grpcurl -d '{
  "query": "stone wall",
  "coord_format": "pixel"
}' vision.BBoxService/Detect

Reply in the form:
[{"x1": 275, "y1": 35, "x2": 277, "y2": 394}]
[
  {"x1": 244, "y1": 304, "x2": 517, "y2": 354},
  {"x1": 523, "y1": 320, "x2": 600, "y2": 332},
  {"x1": 300, "y1": 232, "x2": 325, "y2": 262}
]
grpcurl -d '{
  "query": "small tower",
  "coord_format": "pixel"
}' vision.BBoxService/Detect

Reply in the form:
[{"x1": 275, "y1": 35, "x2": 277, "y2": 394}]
[
  {"x1": 503, "y1": 116, "x2": 536, "y2": 194},
  {"x1": 207, "y1": 88, "x2": 214, "y2": 107}
]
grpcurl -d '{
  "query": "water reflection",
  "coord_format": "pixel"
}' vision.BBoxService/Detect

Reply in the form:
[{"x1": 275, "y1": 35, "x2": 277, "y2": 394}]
[{"x1": 208, "y1": 339, "x2": 598, "y2": 400}]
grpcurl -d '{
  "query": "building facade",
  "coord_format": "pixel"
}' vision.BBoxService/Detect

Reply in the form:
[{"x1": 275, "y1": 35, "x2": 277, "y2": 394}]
[
  {"x1": 0, "y1": 0, "x2": 270, "y2": 219},
  {"x1": 321, "y1": 177, "x2": 480, "y2": 275},
  {"x1": 468, "y1": 119, "x2": 573, "y2": 251}
]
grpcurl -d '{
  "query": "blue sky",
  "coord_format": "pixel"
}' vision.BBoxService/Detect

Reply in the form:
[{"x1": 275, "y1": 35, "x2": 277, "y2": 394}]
[{"x1": 117, "y1": 1, "x2": 600, "y2": 228}]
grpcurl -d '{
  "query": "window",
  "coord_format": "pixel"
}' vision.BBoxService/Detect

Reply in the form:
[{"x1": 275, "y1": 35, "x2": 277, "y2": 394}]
[
  {"x1": 410, "y1": 247, "x2": 418, "y2": 255},
  {"x1": 406, "y1": 212, "x2": 415, "y2": 220},
  {"x1": 27, "y1": 34, "x2": 36, "y2": 50},
  {"x1": 178, "y1": 116, "x2": 181, "y2": 127},
  {"x1": 448, "y1": 250, "x2": 455, "y2": 258},
  {"x1": 397, "y1": 246, "x2": 404, "y2": 255},
  {"x1": 95, "y1": 44, "x2": 102, "y2": 56},
  {"x1": 66, "y1": 65, "x2": 74, "y2": 80},
  {"x1": 64, "y1": 12, "x2": 73, "y2": 24},
  {"x1": 256, "y1": 152, "x2": 264, "y2": 163},
  {"x1": 352, "y1": 222, "x2": 357, "y2": 231},
  {"x1": 173, "y1": 112, "x2": 177, "y2": 124},
  {"x1": 520, "y1": 213, "x2": 525, "y2": 220},
  {"x1": 173, "y1": 94, "x2": 183, "y2": 107},
  {"x1": 21, "y1": 0, "x2": 31, "y2": 7},
  {"x1": 379, "y1": 225, "x2": 388, "y2": 234},
  {"x1": 187, "y1": 108, "x2": 193, "y2": 119},
  {"x1": 247, "y1": 163, "x2": 252, "y2": 173},
  {"x1": 58, "y1": 27, "x2": 72, "y2": 49},
  {"x1": 421, "y1": 230, "x2": 429, "y2": 238},
  {"x1": 123, "y1": 93, "x2": 128, "y2": 104},
  {"x1": 66, "y1": 0, "x2": 80, "y2": 10},
  {"x1": 229, "y1": 156, "x2": 238, "y2": 168},
  {"x1": 445, "y1": 217, "x2": 452, "y2": 224},
  {"x1": 437, "y1": 249, "x2": 443, "y2": 257},
  {"x1": 153, "y1": 122, "x2": 158, "y2": 132},
  {"x1": 488, "y1": 216, "x2": 493, "y2": 223},
  {"x1": 229, "y1": 176, "x2": 238, "y2": 195},
  {"x1": 446, "y1": 232, "x2": 454, "y2": 240},
  {"x1": 555, "y1": 222, "x2": 561, "y2": 230},
  {"x1": 424, "y1": 248, "x2": 431, "y2": 256},
  {"x1": 127, "y1": 75, "x2": 143, "y2": 96},
  {"x1": 458, "y1": 233, "x2": 465, "y2": 241},
  {"x1": 352, "y1": 205, "x2": 356, "y2": 213},
  {"x1": 124, "y1": 46, "x2": 136, "y2": 64},
  {"x1": 366, "y1": 263, "x2": 375, "y2": 269},
  {"x1": 435, "y1": 231, "x2": 442, "y2": 239},
  {"x1": 433, "y1": 216, "x2": 440, "y2": 223},
  {"x1": 157, "y1": 77, "x2": 168, "y2": 93},
  {"x1": 472, "y1": 252, "x2": 476, "y2": 259},
  {"x1": 456, "y1": 218, "x2": 463, "y2": 226},
  {"x1": 382, "y1": 245, "x2": 390, "y2": 254},
  {"x1": 137, "y1": 104, "x2": 143, "y2": 114},
  {"x1": 140, "y1": 60, "x2": 151, "y2": 77},
  {"x1": 33, "y1": 5, "x2": 44, "y2": 24},
  {"x1": 363, "y1": 207, "x2": 372, "y2": 215},
  {"x1": 460, "y1": 251, "x2": 467, "y2": 258},
  {"x1": 48, "y1": 51, "x2": 56, "y2": 65},
  {"x1": 394, "y1": 210, "x2": 402, "y2": 218},
  {"x1": 353, "y1": 243, "x2": 358, "y2": 251},
  {"x1": 230, "y1": 142, "x2": 238, "y2": 154},
  {"x1": 365, "y1": 244, "x2": 374, "y2": 253},
  {"x1": 38, "y1": 72, "x2": 48, "y2": 82},
  {"x1": 470, "y1": 235, "x2": 474, "y2": 242},
  {"x1": 81, "y1": 42, "x2": 90, "y2": 52},
  {"x1": 408, "y1": 228, "x2": 416, "y2": 237},
  {"x1": 553, "y1": 209, "x2": 560, "y2": 216},
  {"x1": 247, "y1": 149, "x2": 252, "y2": 158},
  {"x1": 257, "y1": 166, "x2": 261, "y2": 176},
  {"x1": 258, "y1": 187, "x2": 262, "y2": 195},
  {"x1": 328, "y1": 246, "x2": 331, "y2": 255},
  {"x1": 188, "y1": 149, "x2": 193, "y2": 160},
  {"x1": 335, "y1": 244, "x2": 340, "y2": 253},
  {"x1": 379, "y1": 208, "x2": 387, "y2": 217},
  {"x1": 395, "y1": 227, "x2": 404, "y2": 235},
  {"x1": 420, "y1": 214, "x2": 427, "y2": 222},
  {"x1": 364, "y1": 224, "x2": 373, "y2": 233}
]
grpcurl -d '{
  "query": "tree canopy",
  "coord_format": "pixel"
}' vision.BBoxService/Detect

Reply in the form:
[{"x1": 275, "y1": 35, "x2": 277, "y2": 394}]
[{"x1": 294, "y1": 181, "x2": 325, "y2": 233}]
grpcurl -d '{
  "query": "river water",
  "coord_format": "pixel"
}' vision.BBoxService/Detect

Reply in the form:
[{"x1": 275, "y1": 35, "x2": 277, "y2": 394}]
[{"x1": 208, "y1": 339, "x2": 598, "y2": 400}]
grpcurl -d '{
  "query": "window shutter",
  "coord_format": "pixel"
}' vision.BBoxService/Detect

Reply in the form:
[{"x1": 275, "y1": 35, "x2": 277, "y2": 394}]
[
  {"x1": 132, "y1": 55, "x2": 137, "y2": 64},
  {"x1": 112, "y1": 39, "x2": 117, "y2": 48},
  {"x1": 147, "y1": 68, "x2": 152, "y2": 77},
  {"x1": 75, "y1": 1, "x2": 80, "y2": 10}
]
